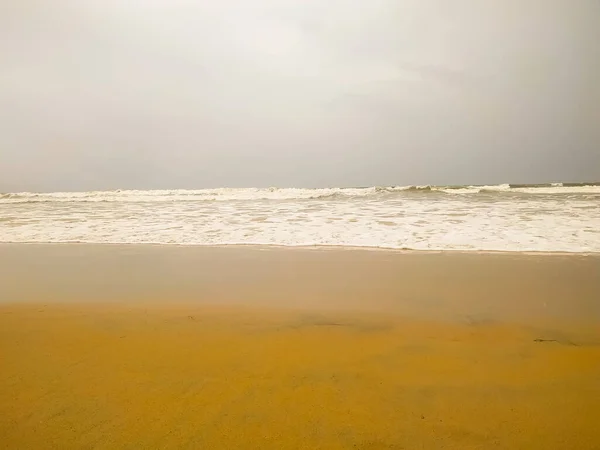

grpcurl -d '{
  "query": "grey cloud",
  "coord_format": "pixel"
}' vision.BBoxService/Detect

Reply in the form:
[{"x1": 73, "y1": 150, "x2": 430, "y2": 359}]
[{"x1": 1, "y1": 0, "x2": 598, "y2": 192}]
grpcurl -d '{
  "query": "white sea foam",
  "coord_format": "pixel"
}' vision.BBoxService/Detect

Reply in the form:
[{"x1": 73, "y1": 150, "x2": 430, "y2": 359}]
[
  {"x1": 1, "y1": 185, "x2": 599, "y2": 253},
  {"x1": 1, "y1": 184, "x2": 599, "y2": 204}
]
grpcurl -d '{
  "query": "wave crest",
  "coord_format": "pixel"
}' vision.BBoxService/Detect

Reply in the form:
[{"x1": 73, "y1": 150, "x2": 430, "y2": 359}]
[{"x1": 1, "y1": 183, "x2": 599, "y2": 203}]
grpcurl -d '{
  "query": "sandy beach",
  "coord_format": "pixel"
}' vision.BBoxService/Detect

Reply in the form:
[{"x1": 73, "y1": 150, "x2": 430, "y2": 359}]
[{"x1": 1, "y1": 244, "x2": 599, "y2": 449}]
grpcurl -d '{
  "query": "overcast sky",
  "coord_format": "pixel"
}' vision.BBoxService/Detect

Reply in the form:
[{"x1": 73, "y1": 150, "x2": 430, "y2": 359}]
[{"x1": 1, "y1": 0, "x2": 599, "y2": 191}]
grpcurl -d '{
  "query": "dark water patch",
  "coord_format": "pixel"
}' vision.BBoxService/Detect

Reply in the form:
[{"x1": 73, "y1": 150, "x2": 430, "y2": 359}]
[
  {"x1": 533, "y1": 338, "x2": 578, "y2": 346},
  {"x1": 407, "y1": 185, "x2": 432, "y2": 191},
  {"x1": 562, "y1": 181, "x2": 600, "y2": 187},
  {"x1": 509, "y1": 183, "x2": 554, "y2": 188},
  {"x1": 528, "y1": 327, "x2": 600, "y2": 347},
  {"x1": 282, "y1": 314, "x2": 393, "y2": 333},
  {"x1": 442, "y1": 185, "x2": 470, "y2": 190}
]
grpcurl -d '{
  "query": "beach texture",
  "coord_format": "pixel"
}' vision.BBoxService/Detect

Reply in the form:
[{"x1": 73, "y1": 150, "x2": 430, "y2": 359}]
[{"x1": 1, "y1": 245, "x2": 599, "y2": 449}]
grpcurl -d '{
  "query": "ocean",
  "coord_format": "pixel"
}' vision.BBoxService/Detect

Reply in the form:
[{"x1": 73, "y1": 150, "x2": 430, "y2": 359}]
[{"x1": 1, "y1": 183, "x2": 599, "y2": 253}]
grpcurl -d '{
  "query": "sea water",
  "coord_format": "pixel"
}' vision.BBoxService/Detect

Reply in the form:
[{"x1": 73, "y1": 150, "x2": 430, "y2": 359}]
[{"x1": 1, "y1": 183, "x2": 599, "y2": 253}]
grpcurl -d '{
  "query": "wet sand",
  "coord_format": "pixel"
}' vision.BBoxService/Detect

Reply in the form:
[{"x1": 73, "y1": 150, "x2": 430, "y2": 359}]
[{"x1": 1, "y1": 244, "x2": 599, "y2": 449}]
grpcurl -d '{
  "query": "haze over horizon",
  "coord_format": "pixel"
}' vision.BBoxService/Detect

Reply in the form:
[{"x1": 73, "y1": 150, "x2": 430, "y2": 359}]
[{"x1": 1, "y1": 0, "x2": 599, "y2": 192}]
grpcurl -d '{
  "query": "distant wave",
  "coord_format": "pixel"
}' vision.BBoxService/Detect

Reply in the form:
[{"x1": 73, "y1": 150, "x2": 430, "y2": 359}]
[{"x1": 1, "y1": 183, "x2": 599, "y2": 203}]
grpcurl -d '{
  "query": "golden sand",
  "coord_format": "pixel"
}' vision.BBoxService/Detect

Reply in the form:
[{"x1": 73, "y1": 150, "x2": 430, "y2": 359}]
[{"x1": 0, "y1": 245, "x2": 599, "y2": 449}]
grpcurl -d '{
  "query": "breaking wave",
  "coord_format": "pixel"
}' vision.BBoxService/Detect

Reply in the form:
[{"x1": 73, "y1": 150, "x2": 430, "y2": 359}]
[
  {"x1": 1, "y1": 182, "x2": 599, "y2": 253},
  {"x1": 1, "y1": 183, "x2": 599, "y2": 204}
]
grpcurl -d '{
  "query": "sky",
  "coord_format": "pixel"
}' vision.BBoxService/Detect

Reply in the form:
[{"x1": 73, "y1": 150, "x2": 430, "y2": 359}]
[{"x1": 1, "y1": 0, "x2": 599, "y2": 191}]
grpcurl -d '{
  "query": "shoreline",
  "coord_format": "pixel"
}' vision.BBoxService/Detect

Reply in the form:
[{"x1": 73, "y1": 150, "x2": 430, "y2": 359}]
[
  {"x1": 1, "y1": 243, "x2": 598, "y2": 323},
  {"x1": 1, "y1": 241, "x2": 598, "y2": 257}
]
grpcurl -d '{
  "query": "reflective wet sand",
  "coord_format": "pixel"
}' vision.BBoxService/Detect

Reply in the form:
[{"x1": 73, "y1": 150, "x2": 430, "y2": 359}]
[{"x1": 1, "y1": 245, "x2": 599, "y2": 449}]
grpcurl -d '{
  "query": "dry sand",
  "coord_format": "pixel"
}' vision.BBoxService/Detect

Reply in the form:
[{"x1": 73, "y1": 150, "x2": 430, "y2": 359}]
[{"x1": 1, "y1": 244, "x2": 599, "y2": 449}]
